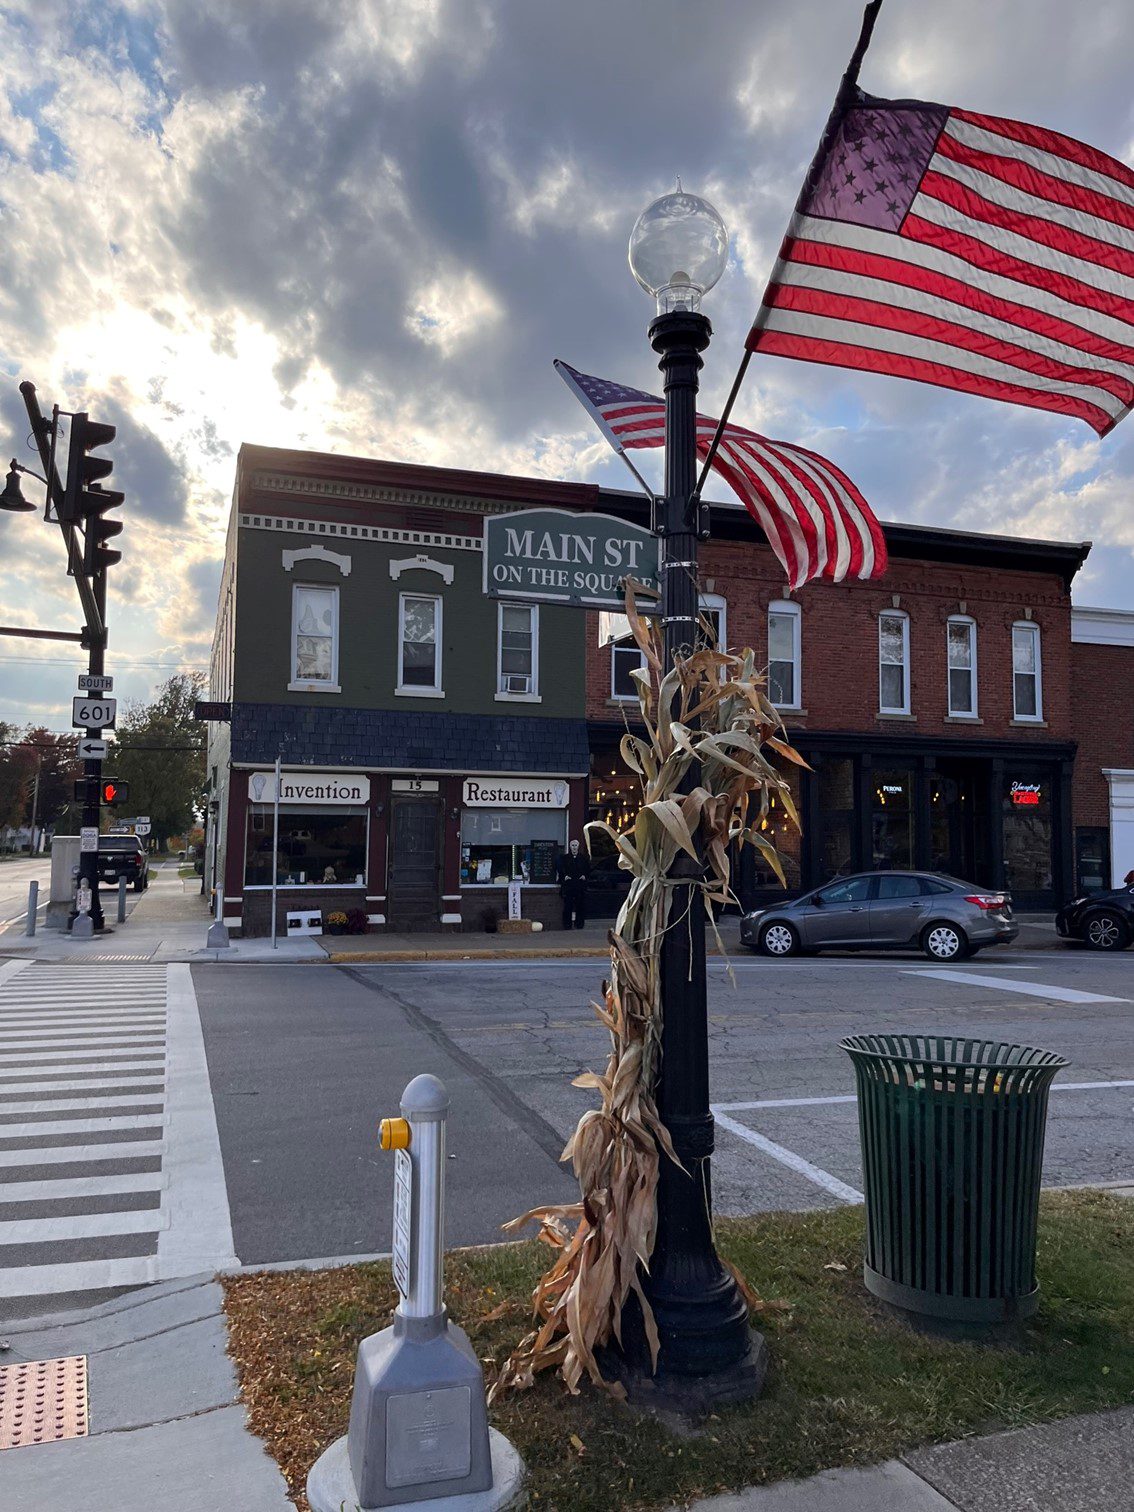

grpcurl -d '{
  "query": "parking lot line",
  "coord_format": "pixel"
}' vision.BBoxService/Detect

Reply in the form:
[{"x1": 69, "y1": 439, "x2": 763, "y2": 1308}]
[
  {"x1": 712, "y1": 1109, "x2": 864, "y2": 1204},
  {"x1": 906, "y1": 969, "x2": 1129, "y2": 1004}
]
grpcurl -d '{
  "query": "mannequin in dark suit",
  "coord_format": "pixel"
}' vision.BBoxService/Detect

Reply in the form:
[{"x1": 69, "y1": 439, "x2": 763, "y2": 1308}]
[{"x1": 558, "y1": 839, "x2": 590, "y2": 929}]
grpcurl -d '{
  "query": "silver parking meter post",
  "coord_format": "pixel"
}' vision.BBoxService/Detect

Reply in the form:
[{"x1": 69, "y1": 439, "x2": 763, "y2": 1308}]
[
  {"x1": 25, "y1": 881, "x2": 37, "y2": 937},
  {"x1": 117, "y1": 875, "x2": 128, "y2": 924},
  {"x1": 399, "y1": 1076, "x2": 447, "y2": 1323},
  {"x1": 306, "y1": 1074, "x2": 524, "y2": 1512}
]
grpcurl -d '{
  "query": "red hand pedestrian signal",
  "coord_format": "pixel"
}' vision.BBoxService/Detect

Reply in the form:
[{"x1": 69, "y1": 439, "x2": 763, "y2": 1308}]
[{"x1": 100, "y1": 779, "x2": 129, "y2": 807}]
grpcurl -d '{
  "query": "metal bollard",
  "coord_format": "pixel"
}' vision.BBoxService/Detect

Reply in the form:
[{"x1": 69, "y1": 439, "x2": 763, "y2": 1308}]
[
  {"x1": 306, "y1": 1074, "x2": 524, "y2": 1512},
  {"x1": 205, "y1": 886, "x2": 230, "y2": 949},
  {"x1": 117, "y1": 875, "x2": 128, "y2": 924},
  {"x1": 25, "y1": 881, "x2": 37, "y2": 937}
]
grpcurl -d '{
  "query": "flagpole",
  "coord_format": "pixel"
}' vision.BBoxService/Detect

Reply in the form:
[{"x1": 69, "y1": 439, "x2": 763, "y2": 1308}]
[{"x1": 693, "y1": 0, "x2": 884, "y2": 497}]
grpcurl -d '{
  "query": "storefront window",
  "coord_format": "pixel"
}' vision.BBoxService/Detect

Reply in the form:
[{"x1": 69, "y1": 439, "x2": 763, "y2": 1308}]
[
  {"x1": 461, "y1": 808, "x2": 566, "y2": 885},
  {"x1": 245, "y1": 807, "x2": 368, "y2": 887},
  {"x1": 817, "y1": 757, "x2": 855, "y2": 881},
  {"x1": 752, "y1": 764, "x2": 801, "y2": 888},
  {"x1": 872, "y1": 767, "x2": 914, "y2": 870},
  {"x1": 1003, "y1": 775, "x2": 1053, "y2": 894}
]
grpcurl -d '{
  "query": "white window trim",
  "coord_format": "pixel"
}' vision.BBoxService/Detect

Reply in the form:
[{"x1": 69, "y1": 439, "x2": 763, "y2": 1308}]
[
  {"x1": 1012, "y1": 620, "x2": 1043, "y2": 721},
  {"x1": 610, "y1": 638, "x2": 645, "y2": 701},
  {"x1": 290, "y1": 582, "x2": 340, "y2": 693},
  {"x1": 396, "y1": 591, "x2": 444, "y2": 697},
  {"x1": 699, "y1": 592, "x2": 727, "y2": 649},
  {"x1": 946, "y1": 615, "x2": 978, "y2": 718},
  {"x1": 495, "y1": 601, "x2": 541, "y2": 702},
  {"x1": 878, "y1": 611, "x2": 911, "y2": 715},
  {"x1": 768, "y1": 599, "x2": 802, "y2": 710}
]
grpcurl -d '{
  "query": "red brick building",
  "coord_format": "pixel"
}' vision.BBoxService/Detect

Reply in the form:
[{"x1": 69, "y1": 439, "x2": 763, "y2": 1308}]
[
  {"x1": 1070, "y1": 607, "x2": 1134, "y2": 892},
  {"x1": 587, "y1": 497, "x2": 1091, "y2": 912}
]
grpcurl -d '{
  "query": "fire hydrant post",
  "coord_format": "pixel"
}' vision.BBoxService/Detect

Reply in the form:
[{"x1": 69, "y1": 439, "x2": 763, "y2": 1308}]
[{"x1": 306, "y1": 1074, "x2": 525, "y2": 1511}]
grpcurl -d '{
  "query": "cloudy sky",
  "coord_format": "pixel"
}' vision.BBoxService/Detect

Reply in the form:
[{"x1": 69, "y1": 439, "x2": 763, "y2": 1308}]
[{"x1": 2, "y1": 0, "x2": 1133, "y2": 729}]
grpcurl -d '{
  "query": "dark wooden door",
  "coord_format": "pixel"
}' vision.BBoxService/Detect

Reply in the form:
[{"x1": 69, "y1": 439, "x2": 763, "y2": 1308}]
[{"x1": 387, "y1": 798, "x2": 442, "y2": 931}]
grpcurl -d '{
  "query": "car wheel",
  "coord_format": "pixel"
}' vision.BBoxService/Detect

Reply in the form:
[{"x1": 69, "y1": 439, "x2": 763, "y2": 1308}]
[
  {"x1": 1083, "y1": 911, "x2": 1130, "y2": 951},
  {"x1": 759, "y1": 921, "x2": 800, "y2": 958},
  {"x1": 922, "y1": 921, "x2": 968, "y2": 961},
  {"x1": 133, "y1": 876, "x2": 145, "y2": 893}
]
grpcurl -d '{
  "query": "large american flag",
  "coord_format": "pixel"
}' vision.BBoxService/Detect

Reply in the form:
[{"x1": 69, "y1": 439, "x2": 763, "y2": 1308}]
[
  {"x1": 749, "y1": 91, "x2": 1134, "y2": 437},
  {"x1": 556, "y1": 361, "x2": 886, "y2": 589}
]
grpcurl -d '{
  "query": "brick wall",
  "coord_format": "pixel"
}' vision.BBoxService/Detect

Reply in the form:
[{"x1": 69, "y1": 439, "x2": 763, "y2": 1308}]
[
  {"x1": 1071, "y1": 642, "x2": 1134, "y2": 828},
  {"x1": 586, "y1": 540, "x2": 1073, "y2": 743}
]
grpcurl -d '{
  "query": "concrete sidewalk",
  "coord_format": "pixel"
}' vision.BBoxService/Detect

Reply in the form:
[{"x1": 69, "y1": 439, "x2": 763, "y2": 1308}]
[
  {"x1": 678, "y1": 1404, "x2": 1134, "y2": 1510},
  {"x1": 0, "y1": 1276, "x2": 294, "y2": 1511}
]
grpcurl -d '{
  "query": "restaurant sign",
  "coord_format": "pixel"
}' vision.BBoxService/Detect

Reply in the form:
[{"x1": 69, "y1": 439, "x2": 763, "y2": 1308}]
[
  {"x1": 463, "y1": 777, "x2": 569, "y2": 808},
  {"x1": 483, "y1": 508, "x2": 659, "y2": 610},
  {"x1": 249, "y1": 770, "x2": 371, "y2": 805}
]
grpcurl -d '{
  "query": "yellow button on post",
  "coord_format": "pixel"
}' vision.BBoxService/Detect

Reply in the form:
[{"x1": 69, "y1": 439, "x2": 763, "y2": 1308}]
[{"x1": 379, "y1": 1117, "x2": 411, "y2": 1151}]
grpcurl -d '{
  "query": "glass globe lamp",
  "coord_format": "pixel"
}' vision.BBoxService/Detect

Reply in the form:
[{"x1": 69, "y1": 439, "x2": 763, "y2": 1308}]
[{"x1": 628, "y1": 188, "x2": 728, "y2": 314}]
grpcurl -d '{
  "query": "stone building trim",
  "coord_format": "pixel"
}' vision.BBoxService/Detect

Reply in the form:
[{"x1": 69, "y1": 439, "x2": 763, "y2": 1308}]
[{"x1": 282, "y1": 544, "x2": 353, "y2": 576}]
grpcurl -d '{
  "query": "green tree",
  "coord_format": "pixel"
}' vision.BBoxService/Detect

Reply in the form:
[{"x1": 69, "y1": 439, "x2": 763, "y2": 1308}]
[
  {"x1": 111, "y1": 673, "x2": 207, "y2": 849},
  {"x1": 19, "y1": 728, "x2": 80, "y2": 843},
  {"x1": 0, "y1": 724, "x2": 31, "y2": 843}
]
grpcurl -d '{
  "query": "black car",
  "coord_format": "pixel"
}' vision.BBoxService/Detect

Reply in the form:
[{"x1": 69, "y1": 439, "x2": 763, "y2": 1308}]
[
  {"x1": 97, "y1": 835, "x2": 150, "y2": 893},
  {"x1": 1056, "y1": 885, "x2": 1134, "y2": 951}
]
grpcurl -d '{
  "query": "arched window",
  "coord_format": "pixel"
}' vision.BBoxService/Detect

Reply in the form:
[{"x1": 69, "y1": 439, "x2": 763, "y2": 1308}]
[
  {"x1": 1012, "y1": 621, "x2": 1043, "y2": 720},
  {"x1": 767, "y1": 600, "x2": 801, "y2": 708},
  {"x1": 947, "y1": 616, "x2": 977, "y2": 716},
  {"x1": 878, "y1": 610, "x2": 910, "y2": 715}
]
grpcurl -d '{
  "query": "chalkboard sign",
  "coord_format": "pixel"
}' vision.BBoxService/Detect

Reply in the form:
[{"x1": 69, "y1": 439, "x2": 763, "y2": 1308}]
[{"x1": 530, "y1": 840, "x2": 559, "y2": 884}]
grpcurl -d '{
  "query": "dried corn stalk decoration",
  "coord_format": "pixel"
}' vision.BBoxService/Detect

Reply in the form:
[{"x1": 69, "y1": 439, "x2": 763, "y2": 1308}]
[{"x1": 491, "y1": 583, "x2": 804, "y2": 1399}]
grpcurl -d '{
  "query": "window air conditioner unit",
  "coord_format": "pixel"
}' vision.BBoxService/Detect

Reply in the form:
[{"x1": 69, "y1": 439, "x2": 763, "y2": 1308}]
[{"x1": 504, "y1": 674, "x2": 532, "y2": 694}]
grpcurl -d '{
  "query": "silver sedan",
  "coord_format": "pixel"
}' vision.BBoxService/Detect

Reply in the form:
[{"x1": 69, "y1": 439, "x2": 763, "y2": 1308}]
[{"x1": 739, "y1": 871, "x2": 1018, "y2": 961}]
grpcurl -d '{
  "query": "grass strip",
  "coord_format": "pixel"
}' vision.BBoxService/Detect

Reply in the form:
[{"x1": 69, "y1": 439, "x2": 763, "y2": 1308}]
[{"x1": 223, "y1": 1190, "x2": 1134, "y2": 1511}]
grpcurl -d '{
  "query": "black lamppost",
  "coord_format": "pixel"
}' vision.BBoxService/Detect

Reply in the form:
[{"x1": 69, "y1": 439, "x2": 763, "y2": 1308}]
[{"x1": 617, "y1": 190, "x2": 764, "y2": 1401}]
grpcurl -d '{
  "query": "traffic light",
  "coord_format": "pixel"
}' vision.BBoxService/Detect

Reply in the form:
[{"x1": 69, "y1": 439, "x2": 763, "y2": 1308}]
[
  {"x1": 62, "y1": 413, "x2": 124, "y2": 574},
  {"x1": 100, "y1": 778, "x2": 129, "y2": 807}
]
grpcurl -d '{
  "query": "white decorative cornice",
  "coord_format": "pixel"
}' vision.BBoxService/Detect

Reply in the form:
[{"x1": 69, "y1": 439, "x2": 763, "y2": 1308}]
[
  {"x1": 282, "y1": 544, "x2": 352, "y2": 576},
  {"x1": 389, "y1": 554, "x2": 454, "y2": 585},
  {"x1": 240, "y1": 514, "x2": 482, "y2": 552}
]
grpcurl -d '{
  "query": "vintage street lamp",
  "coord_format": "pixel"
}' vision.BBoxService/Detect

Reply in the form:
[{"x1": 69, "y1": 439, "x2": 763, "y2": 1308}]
[
  {"x1": 617, "y1": 188, "x2": 762, "y2": 1398},
  {"x1": 1, "y1": 459, "x2": 38, "y2": 513}
]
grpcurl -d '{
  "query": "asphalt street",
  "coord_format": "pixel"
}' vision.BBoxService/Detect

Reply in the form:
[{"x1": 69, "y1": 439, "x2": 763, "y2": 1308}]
[
  {"x1": 0, "y1": 856, "x2": 51, "y2": 932},
  {"x1": 192, "y1": 945, "x2": 1134, "y2": 1268}
]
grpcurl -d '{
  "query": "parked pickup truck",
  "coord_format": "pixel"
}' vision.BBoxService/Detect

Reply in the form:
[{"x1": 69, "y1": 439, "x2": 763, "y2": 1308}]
[{"x1": 97, "y1": 835, "x2": 150, "y2": 892}]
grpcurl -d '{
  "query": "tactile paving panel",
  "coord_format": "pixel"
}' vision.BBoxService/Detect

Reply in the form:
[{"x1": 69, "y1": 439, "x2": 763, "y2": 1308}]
[{"x1": 0, "y1": 1356, "x2": 89, "y2": 1449}]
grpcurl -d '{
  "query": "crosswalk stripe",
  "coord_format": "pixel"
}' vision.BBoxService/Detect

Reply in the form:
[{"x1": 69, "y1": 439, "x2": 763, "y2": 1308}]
[
  {"x1": 0, "y1": 1115, "x2": 164, "y2": 1136},
  {"x1": 0, "y1": 1141, "x2": 164, "y2": 1167},
  {"x1": 0, "y1": 1171, "x2": 163, "y2": 1200},
  {"x1": 0, "y1": 961, "x2": 237, "y2": 1301},
  {"x1": 0, "y1": 1255, "x2": 159, "y2": 1295},
  {"x1": 0, "y1": 1093, "x2": 168, "y2": 1115},
  {"x1": 0, "y1": 1209, "x2": 168, "y2": 1244}
]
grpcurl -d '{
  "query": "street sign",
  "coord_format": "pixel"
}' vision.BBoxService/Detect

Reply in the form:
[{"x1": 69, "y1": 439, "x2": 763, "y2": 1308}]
[
  {"x1": 77, "y1": 674, "x2": 113, "y2": 692},
  {"x1": 80, "y1": 826, "x2": 99, "y2": 853},
  {"x1": 483, "y1": 507, "x2": 660, "y2": 609},
  {"x1": 72, "y1": 695, "x2": 117, "y2": 730},
  {"x1": 108, "y1": 823, "x2": 129, "y2": 835},
  {"x1": 136, "y1": 815, "x2": 150, "y2": 824},
  {"x1": 135, "y1": 822, "x2": 151, "y2": 836},
  {"x1": 78, "y1": 737, "x2": 108, "y2": 760}
]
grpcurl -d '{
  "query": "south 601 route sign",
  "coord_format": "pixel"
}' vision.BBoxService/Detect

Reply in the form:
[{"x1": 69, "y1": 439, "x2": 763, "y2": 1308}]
[{"x1": 72, "y1": 696, "x2": 117, "y2": 730}]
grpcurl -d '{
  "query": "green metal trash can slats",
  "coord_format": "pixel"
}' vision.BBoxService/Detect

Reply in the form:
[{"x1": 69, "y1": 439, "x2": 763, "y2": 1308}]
[{"x1": 840, "y1": 1034, "x2": 1067, "y2": 1325}]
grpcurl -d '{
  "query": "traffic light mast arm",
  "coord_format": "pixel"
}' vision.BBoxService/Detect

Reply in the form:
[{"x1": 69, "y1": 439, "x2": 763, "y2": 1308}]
[{"x1": 18, "y1": 381, "x2": 105, "y2": 647}]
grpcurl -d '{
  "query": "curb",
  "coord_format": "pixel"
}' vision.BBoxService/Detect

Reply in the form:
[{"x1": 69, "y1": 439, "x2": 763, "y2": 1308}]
[{"x1": 323, "y1": 945, "x2": 612, "y2": 963}]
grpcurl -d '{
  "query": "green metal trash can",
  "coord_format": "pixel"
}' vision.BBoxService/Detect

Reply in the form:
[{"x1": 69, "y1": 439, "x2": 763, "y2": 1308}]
[{"x1": 840, "y1": 1035, "x2": 1067, "y2": 1324}]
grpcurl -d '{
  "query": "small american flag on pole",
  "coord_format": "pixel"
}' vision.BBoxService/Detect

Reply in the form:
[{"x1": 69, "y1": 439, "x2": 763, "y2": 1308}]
[
  {"x1": 556, "y1": 361, "x2": 886, "y2": 589},
  {"x1": 749, "y1": 91, "x2": 1134, "y2": 437}
]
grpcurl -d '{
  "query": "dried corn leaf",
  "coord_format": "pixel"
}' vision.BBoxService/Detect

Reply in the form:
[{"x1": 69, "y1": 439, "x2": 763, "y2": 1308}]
[{"x1": 493, "y1": 588, "x2": 797, "y2": 1401}]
